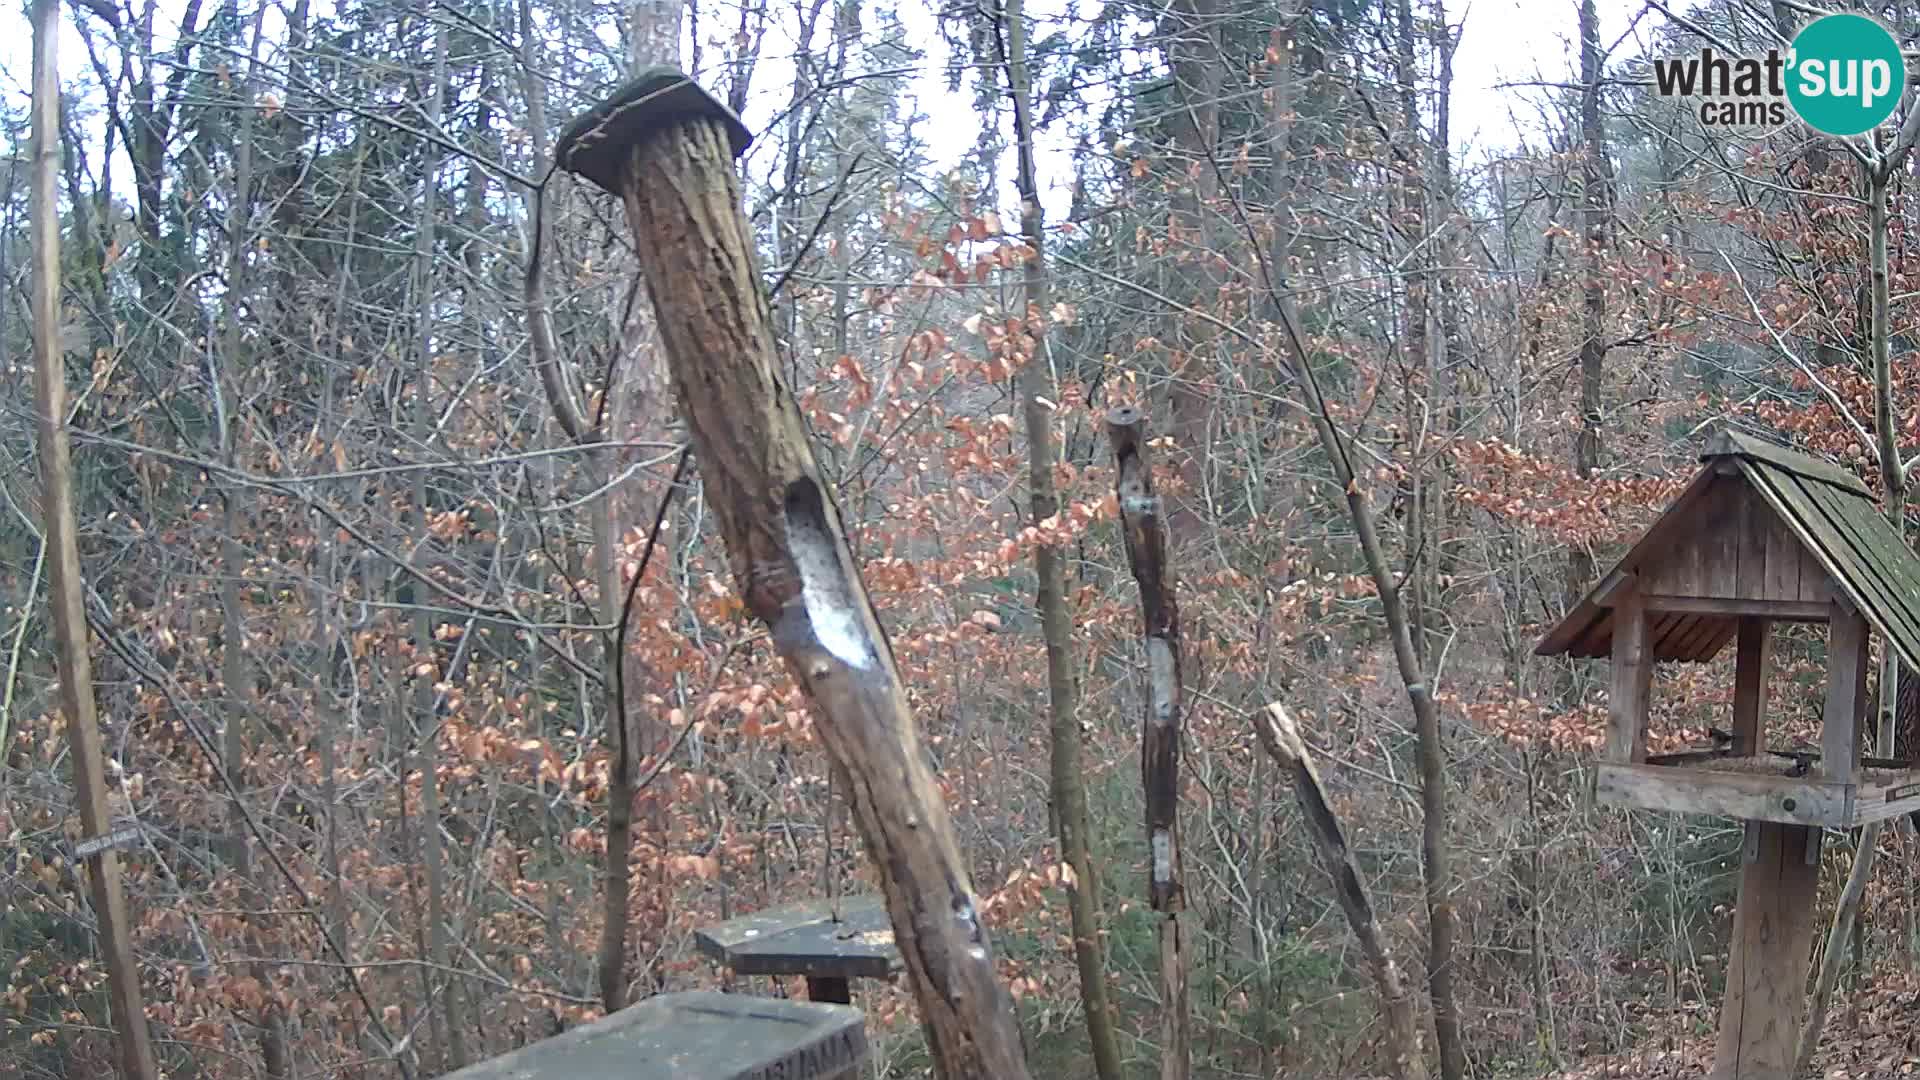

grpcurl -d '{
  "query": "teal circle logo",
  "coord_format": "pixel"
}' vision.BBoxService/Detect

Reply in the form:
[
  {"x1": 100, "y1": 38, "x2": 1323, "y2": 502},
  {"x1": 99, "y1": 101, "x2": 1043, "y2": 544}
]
[{"x1": 1787, "y1": 14, "x2": 1906, "y2": 136}]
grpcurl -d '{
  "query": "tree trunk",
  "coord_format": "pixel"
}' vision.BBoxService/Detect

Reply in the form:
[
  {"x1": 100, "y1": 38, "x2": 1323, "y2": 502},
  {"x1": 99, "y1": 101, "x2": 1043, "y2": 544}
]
[
  {"x1": 1569, "y1": 0, "x2": 1612, "y2": 613},
  {"x1": 411, "y1": 21, "x2": 466, "y2": 1070},
  {"x1": 1255, "y1": 171, "x2": 1446, "y2": 1080},
  {"x1": 1797, "y1": 153, "x2": 1907, "y2": 1077},
  {"x1": 557, "y1": 75, "x2": 1035, "y2": 1080},
  {"x1": 1255, "y1": 705, "x2": 1429, "y2": 1080},
  {"x1": 30, "y1": 2, "x2": 158, "y2": 1074},
  {"x1": 998, "y1": 4, "x2": 1122, "y2": 1073},
  {"x1": 1108, "y1": 409, "x2": 1191, "y2": 1080}
]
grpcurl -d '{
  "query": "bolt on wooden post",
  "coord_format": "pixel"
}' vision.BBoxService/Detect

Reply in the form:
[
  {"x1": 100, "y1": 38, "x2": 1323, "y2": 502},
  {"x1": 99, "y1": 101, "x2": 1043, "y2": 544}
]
[{"x1": 552, "y1": 70, "x2": 1033, "y2": 1080}]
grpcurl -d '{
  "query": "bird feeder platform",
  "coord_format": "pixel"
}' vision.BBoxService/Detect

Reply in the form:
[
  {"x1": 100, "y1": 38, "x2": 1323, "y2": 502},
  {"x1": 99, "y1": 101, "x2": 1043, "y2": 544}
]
[
  {"x1": 695, "y1": 896, "x2": 900, "y2": 1004},
  {"x1": 1540, "y1": 427, "x2": 1920, "y2": 827},
  {"x1": 442, "y1": 990, "x2": 867, "y2": 1080},
  {"x1": 1539, "y1": 426, "x2": 1920, "y2": 1078}
]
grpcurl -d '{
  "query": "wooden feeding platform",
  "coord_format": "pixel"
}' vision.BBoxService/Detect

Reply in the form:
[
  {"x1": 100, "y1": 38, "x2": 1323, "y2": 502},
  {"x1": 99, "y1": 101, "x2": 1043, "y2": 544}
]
[
  {"x1": 443, "y1": 990, "x2": 867, "y2": 1080},
  {"x1": 1538, "y1": 427, "x2": 1920, "y2": 1078},
  {"x1": 694, "y1": 895, "x2": 901, "y2": 1004}
]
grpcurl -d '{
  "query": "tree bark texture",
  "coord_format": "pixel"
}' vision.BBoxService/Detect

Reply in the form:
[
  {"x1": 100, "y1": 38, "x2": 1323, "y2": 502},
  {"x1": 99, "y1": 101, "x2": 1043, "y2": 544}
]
[
  {"x1": 1108, "y1": 408, "x2": 1191, "y2": 1080},
  {"x1": 594, "y1": 110, "x2": 1034, "y2": 1080}
]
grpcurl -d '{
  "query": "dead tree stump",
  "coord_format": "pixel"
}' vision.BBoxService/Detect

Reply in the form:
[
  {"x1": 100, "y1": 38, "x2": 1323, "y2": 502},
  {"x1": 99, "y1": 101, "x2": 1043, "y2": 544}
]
[{"x1": 553, "y1": 69, "x2": 1033, "y2": 1080}]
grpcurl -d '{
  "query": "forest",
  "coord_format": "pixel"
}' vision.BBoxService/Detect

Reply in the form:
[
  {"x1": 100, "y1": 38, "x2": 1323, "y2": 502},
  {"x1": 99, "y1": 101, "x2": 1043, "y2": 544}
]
[{"x1": 6, "y1": 0, "x2": 1920, "y2": 1076}]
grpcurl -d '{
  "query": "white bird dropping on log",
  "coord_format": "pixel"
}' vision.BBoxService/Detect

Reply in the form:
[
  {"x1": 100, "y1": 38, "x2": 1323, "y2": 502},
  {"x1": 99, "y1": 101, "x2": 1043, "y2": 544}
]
[{"x1": 784, "y1": 478, "x2": 876, "y2": 671}]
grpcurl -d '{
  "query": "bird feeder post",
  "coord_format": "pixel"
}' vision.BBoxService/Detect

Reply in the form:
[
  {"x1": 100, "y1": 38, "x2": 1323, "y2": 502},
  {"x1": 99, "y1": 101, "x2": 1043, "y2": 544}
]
[{"x1": 552, "y1": 69, "x2": 1033, "y2": 1080}]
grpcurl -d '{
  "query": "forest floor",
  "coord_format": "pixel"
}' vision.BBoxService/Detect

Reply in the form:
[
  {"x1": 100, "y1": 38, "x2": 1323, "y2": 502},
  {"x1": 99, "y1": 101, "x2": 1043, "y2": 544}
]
[{"x1": 1546, "y1": 968, "x2": 1920, "y2": 1078}]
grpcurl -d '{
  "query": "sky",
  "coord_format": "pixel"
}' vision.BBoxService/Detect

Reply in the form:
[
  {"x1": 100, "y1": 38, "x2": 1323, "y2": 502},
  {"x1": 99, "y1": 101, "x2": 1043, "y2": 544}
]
[{"x1": 0, "y1": 0, "x2": 1650, "y2": 228}]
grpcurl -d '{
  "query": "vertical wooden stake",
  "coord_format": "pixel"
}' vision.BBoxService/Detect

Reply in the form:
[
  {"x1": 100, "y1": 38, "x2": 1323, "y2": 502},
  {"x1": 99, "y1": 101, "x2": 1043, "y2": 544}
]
[
  {"x1": 1107, "y1": 408, "x2": 1191, "y2": 1080},
  {"x1": 1823, "y1": 605, "x2": 1868, "y2": 782},
  {"x1": 1731, "y1": 617, "x2": 1769, "y2": 757},
  {"x1": 29, "y1": 2, "x2": 157, "y2": 1076},
  {"x1": 1608, "y1": 592, "x2": 1652, "y2": 764}
]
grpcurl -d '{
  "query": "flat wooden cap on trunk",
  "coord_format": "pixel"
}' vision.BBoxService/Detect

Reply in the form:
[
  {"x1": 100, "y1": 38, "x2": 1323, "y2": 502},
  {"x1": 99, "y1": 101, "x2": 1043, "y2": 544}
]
[{"x1": 555, "y1": 67, "x2": 752, "y2": 193}]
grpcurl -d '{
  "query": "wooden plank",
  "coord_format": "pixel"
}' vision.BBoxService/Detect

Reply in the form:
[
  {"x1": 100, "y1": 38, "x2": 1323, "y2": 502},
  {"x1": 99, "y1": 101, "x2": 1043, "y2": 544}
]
[
  {"x1": 1640, "y1": 596, "x2": 1829, "y2": 620},
  {"x1": 1695, "y1": 621, "x2": 1740, "y2": 663},
  {"x1": 1538, "y1": 467, "x2": 1723, "y2": 657},
  {"x1": 1594, "y1": 763, "x2": 1849, "y2": 827},
  {"x1": 1760, "y1": 494, "x2": 1805, "y2": 603},
  {"x1": 1818, "y1": 486, "x2": 1920, "y2": 671},
  {"x1": 694, "y1": 896, "x2": 898, "y2": 981},
  {"x1": 1650, "y1": 612, "x2": 1698, "y2": 658},
  {"x1": 1699, "y1": 479, "x2": 1742, "y2": 599},
  {"x1": 1799, "y1": 480, "x2": 1920, "y2": 637},
  {"x1": 1673, "y1": 614, "x2": 1727, "y2": 660},
  {"x1": 1745, "y1": 468, "x2": 1900, "y2": 653},
  {"x1": 1709, "y1": 429, "x2": 1871, "y2": 496},
  {"x1": 1822, "y1": 603, "x2": 1868, "y2": 782},
  {"x1": 1608, "y1": 593, "x2": 1653, "y2": 764},
  {"x1": 1734, "y1": 481, "x2": 1771, "y2": 600},
  {"x1": 1592, "y1": 568, "x2": 1635, "y2": 607},
  {"x1": 1711, "y1": 822, "x2": 1821, "y2": 1080},
  {"x1": 1851, "y1": 770, "x2": 1920, "y2": 825},
  {"x1": 1784, "y1": 476, "x2": 1920, "y2": 675},
  {"x1": 443, "y1": 991, "x2": 868, "y2": 1080},
  {"x1": 1732, "y1": 617, "x2": 1769, "y2": 757}
]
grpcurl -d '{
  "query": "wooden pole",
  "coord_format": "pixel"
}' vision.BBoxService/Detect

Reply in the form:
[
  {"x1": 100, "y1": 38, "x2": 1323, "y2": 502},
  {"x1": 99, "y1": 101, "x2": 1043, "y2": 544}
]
[
  {"x1": 1714, "y1": 821, "x2": 1818, "y2": 1079},
  {"x1": 1106, "y1": 408, "x2": 1190, "y2": 1080},
  {"x1": 553, "y1": 70, "x2": 1033, "y2": 1080},
  {"x1": 29, "y1": 1, "x2": 158, "y2": 1075},
  {"x1": 1255, "y1": 704, "x2": 1429, "y2": 1080}
]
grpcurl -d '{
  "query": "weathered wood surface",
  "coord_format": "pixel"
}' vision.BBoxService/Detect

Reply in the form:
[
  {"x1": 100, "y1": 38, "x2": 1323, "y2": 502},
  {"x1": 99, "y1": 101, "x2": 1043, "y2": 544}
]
[
  {"x1": 1732, "y1": 617, "x2": 1769, "y2": 757},
  {"x1": 554, "y1": 69, "x2": 1032, "y2": 1080},
  {"x1": 1711, "y1": 823, "x2": 1819, "y2": 1080},
  {"x1": 1637, "y1": 478, "x2": 1828, "y2": 604},
  {"x1": 694, "y1": 896, "x2": 899, "y2": 982},
  {"x1": 444, "y1": 991, "x2": 866, "y2": 1080},
  {"x1": 1106, "y1": 407, "x2": 1191, "y2": 1080},
  {"x1": 1638, "y1": 596, "x2": 1827, "y2": 621},
  {"x1": 1821, "y1": 603, "x2": 1867, "y2": 782},
  {"x1": 1255, "y1": 704, "x2": 1429, "y2": 1080},
  {"x1": 1607, "y1": 591, "x2": 1651, "y2": 764},
  {"x1": 1703, "y1": 428, "x2": 1870, "y2": 496},
  {"x1": 1594, "y1": 763, "x2": 1849, "y2": 827},
  {"x1": 1852, "y1": 768, "x2": 1920, "y2": 825}
]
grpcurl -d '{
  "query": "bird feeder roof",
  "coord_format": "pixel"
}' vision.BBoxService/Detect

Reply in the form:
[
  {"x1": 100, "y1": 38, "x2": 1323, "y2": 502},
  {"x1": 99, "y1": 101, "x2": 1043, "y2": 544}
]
[{"x1": 1538, "y1": 427, "x2": 1920, "y2": 674}]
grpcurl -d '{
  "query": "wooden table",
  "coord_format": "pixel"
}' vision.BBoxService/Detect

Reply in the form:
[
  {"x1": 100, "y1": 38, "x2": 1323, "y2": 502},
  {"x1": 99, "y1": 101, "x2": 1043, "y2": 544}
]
[{"x1": 695, "y1": 896, "x2": 900, "y2": 1004}]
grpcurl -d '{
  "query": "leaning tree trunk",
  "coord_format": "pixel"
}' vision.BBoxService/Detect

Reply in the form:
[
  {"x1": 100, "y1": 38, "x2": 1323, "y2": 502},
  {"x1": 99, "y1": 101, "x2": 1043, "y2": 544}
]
[
  {"x1": 1256, "y1": 705, "x2": 1429, "y2": 1080},
  {"x1": 1109, "y1": 409, "x2": 1191, "y2": 1080},
  {"x1": 554, "y1": 71, "x2": 1034, "y2": 1080},
  {"x1": 996, "y1": 0, "x2": 1123, "y2": 1074}
]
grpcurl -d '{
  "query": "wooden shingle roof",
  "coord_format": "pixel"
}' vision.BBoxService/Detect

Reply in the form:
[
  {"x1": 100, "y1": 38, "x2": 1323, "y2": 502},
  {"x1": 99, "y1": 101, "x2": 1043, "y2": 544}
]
[{"x1": 1537, "y1": 428, "x2": 1920, "y2": 674}]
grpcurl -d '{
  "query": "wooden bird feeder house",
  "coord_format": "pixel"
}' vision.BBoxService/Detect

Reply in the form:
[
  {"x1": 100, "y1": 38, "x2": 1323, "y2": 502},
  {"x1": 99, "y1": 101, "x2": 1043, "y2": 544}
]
[{"x1": 1538, "y1": 427, "x2": 1920, "y2": 1078}]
